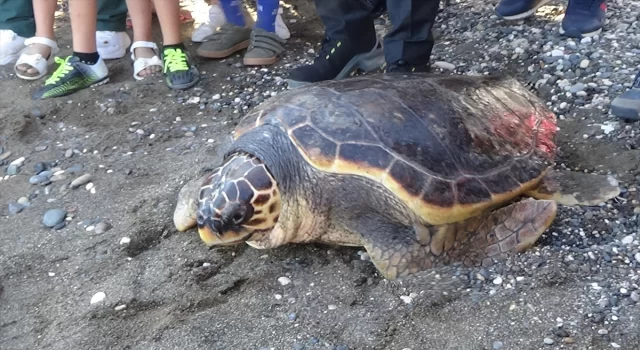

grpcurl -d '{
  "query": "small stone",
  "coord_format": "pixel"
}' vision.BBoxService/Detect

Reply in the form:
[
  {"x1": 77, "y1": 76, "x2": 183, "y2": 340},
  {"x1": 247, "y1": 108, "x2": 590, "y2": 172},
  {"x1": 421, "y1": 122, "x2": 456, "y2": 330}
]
[
  {"x1": 6, "y1": 164, "x2": 19, "y2": 175},
  {"x1": 33, "y1": 162, "x2": 48, "y2": 174},
  {"x1": 94, "y1": 222, "x2": 112, "y2": 234},
  {"x1": 579, "y1": 59, "x2": 590, "y2": 69},
  {"x1": 493, "y1": 276, "x2": 503, "y2": 285},
  {"x1": 563, "y1": 337, "x2": 575, "y2": 344},
  {"x1": 554, "y1": 328, "x2": 570, "y2": 338},
  {"x1": 580, "y1": 37, "x2": 592, "y2": 44},
  {"x1": 48, "y1": 272, "x2": 55, "y2": 277},
  {"x1": 53, "y1": 221, "x2": 66, "y2": 230},
  {"x1": 635, "y1": 253, "x2": 640, "y2": 264},
  {"x1": 570, "y1": 83, "x2": 586, "y2": 94},
  {"x1": 630, "y1": 291, "x2": 640, "y2": 302},
  {"x1": 90, "y1": 292, "x2": 106, "y2": 304},
  {"x1": 70, "y1": 174, "x2": 92, "y2": 189},
  {"x1": 288, "y1": 313, "x2": 297, "y2": 321},
  {"x1": 543, "y1": 338, "x2": 554, "y2": 345},
  {"x1": 120, "y1": 237, "x2": 131, "y2": 245},
  {"x1": 0, "y1": 151, "x2": 12, "y2": 161},
  {"x1": 493, "y1": 341, "x2": 504, "y2": 350},
  {"x1": 29, "y1": 174, "x2": 50, "y2": 185},
  {"x1": 551, "y1": 49, "x2": 564, "y2": 57},
  {"x1": 35, "y1": 145, "x2": 48, "y2": 152},
  {"x1": 611, "y1": 343, "x2": 621, "y2": 348},
  {"x1": 598, "y1": 329, "x2": 608, "y2": 335},
  {"x1": 9, "y1": 157, "x2": 25, "y2": 166},
  {"x1": 400, "y1": 295, "x2": 413, "y2": 304},
  {"x1": 334, "y1": 345, "x2": 349, "y2": 350},
  {"x1": 8, "y1": 202, "x2": 25, "y2": 215},
  {"x1": 621, "y1": 235, "x2": 634, "y2": 244},
  {"x1": 434, "y1": 61, "x2": 455, "y2": 70},
  {"x1": 64, "y1": 149, "x2": 73, "y2": 158},
  {"x1": 293, "y1": 343, "x2": 305, "y2": 350},
  {"x1": 86, "y1": 225, "x2": 95, "y2": 232},
  {"x1": 114, "y1": 305, "x2": 126, "y2": 311},
  {"x1": 43, "y1": 208, "x2": 67, "y2": 227},
  {"x1": 85, "y1": 182, "x2": 94, "y2": 190},
  {"x1": 327, "y1": 304, "x2": 337, "y2": 310},
  {"x1": 620, "y1": 288, "x2": 628, "y2": 294},
  {"x1": 278, "y1": 277, "x2": 292, "y2": 286},
  {"x1": 17, "y1": 197, "x2": 29, "y2": 205}
]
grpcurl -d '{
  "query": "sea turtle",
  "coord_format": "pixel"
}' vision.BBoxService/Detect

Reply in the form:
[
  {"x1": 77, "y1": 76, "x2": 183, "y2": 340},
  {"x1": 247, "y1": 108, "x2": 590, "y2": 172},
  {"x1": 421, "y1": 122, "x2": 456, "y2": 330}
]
[{"x1": 173, "y1": 74, "x2": 620, "y2": 279}]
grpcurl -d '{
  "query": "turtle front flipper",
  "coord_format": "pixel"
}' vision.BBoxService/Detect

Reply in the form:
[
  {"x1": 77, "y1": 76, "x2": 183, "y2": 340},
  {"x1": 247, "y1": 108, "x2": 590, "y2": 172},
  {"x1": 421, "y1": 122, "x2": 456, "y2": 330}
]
[
  {"x1": 359, "y1": 199, "x2": 557, "y2": 279},
  {"x1": 173, "y1": 175, "x2": 210, "y2": 232},
  {"x1": 525, "y1": 170, "x2": 620, "y2": 206}
]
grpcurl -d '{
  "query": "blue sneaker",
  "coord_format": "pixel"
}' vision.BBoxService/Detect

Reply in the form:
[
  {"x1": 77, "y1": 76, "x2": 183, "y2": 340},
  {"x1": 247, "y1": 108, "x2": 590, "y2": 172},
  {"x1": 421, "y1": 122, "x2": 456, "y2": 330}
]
[
  {"x1": 496, "y1": 0, "x2": 552, "y2": 20},
  {"x1": 560, "y1": 0, "x2": 607, "y2": 38},
  {"x1": 610, "y1": 70, "x2": 640, "y2": 121}
]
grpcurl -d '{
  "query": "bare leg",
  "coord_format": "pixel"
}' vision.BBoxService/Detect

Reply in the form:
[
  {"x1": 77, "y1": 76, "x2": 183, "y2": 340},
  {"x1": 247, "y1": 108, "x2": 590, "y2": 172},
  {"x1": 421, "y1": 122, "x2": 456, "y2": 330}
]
[
  {"x1": 152, "y1": 0, "x2": 183, "y2": 45},
  {"x1": 69, "y1": 0, "x2": 97, "y2": 53},
  {"x1": 125, "y1": 0, "x2": 161, "y2": 77},
  {"x1": 16, "y1": 0, "x2": 57, "y2": 75}
]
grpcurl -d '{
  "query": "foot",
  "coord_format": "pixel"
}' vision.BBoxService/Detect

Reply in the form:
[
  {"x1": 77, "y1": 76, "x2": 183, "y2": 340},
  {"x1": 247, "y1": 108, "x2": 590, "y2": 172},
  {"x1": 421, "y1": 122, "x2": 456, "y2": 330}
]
[
  {"x1": 610, "y1": 70, "x2": 640, "y2": 121},
  {"x1": 243, "y1": 28, "x2": 286, "y2": 66},
  {"x1": 560, "y1": 0, "x2": 607, "y2": 38},
  {"x1": 286, "y1": 35, "x2": 384, "y2": 89},
  {"x1": 162, "y1": 46, "x2": 199, "y2": 90},
  {"x1": 191, "y1": 4, "x2": 290, "y2": 42},
  {"x1": 32, "y1": 56, "x2": 109, "y2": 99},
  {"x1": 495, "y1": 0, "x2": 552, "y2": 20},
  {"x1": 130, "y1": 41, "x2": 163, "y2": 80},
  {"x1": 196, "y1": 23, "x2": 251, "y2": 59},
  {"x1": 0, "y1": 30, "x2": 26, "y2": 65},
  {"x1": 383, "y1": 60, "x2": 431, "y2": 74},
  {"x1": 15, "y1": 38, "x2": 58, "y2": 79},
  {"x1": 96, "y1": 31, "x2": 132, "y2": 60}
]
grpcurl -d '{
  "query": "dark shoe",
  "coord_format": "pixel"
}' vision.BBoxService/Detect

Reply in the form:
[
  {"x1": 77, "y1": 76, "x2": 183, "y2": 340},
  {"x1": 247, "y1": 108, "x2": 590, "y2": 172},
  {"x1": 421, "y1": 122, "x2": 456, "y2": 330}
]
[
  {"x1": 610, "y1": 70, "x2": 640, "y2": 120},
  {"x1": 286, "y1": 35, "x2": 384, "y2": 89},
  {"x1": 162, "y1": 46, "x2": 199, "y2": 90},
  {"x1": 384, "y1": 60, "x2": 431, "y2": 73},
  {"x1": 560, "y1": 0, "x2": 606, "y2": 38},
  {"x1": 243, "y1": 28, "x2": 286, "y2": 66},
  {"x1": 495, "y1": 0, "x2": 552, "y2": 20},
  {"x1": 196, "y1": 23, "x2": 251, "y2": 59}
]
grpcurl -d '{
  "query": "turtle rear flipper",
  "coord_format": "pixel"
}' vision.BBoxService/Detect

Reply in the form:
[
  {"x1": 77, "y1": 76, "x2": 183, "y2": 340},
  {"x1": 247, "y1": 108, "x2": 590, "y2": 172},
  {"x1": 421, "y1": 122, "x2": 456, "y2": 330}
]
[
  {"x1": 525, "y1": 170, "x2": 620, "y2": 206},
  {"x1": 360, "y1": 199, "x2": 556, "y2": 279}
]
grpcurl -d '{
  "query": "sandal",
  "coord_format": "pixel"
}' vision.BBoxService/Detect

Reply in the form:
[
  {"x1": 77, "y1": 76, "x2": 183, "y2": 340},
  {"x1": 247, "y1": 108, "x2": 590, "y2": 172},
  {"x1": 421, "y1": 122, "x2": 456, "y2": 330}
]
[
  {"x1": 130, "y1": 41, "x2": 163, "y2": 81},
  {"x1": 14, "y1": 37, "x2": 59, "y2": 80}
]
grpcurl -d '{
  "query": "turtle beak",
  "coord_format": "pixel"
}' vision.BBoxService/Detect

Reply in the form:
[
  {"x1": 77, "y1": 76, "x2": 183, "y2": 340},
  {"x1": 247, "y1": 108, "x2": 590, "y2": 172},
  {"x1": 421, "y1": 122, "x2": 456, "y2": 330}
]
[{"x1": 197, "y1": 222, "x2": 253, "y2": 247}]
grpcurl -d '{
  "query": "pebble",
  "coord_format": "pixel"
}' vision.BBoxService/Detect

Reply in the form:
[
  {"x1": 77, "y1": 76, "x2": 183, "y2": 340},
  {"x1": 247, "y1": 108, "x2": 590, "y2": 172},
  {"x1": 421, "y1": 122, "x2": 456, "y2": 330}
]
[
  {"x1": 70, "y1": 174, "x2": 92, "y2": 189},
  {"x1": 434, "y1": 61, "x2": 456, "y2": 70},
  {"x1": 493, "y1": 276, "x2": 503, "y2": 285},
  {"x1": 543, "y1": 338, "x2": 554, "y2": 345},
  {"x1": 6, "y1": 164, "x2": 19, "y2": 175},
  {"x1": 0, "y1": 151, "x2": 12, "y2": 161},
  {"x1": 278, "y1": 277, "x2": 291, "y2": 286},
  {"x1": 579, "y1": 59, "x2": 590, "y2": 68},
  {"x1": 120, "y1": 237, "x2": 131, "y2": 245},
  {"x1": 635, "y1": 253, "x2": 640, "y2": 263},
  {"x1": 42, "y1": 209, "x2": 67, "y2": 228},
  {"x1": 33, "y1": 162, "x2": 48, "y2": 174},
  {"x1": 64, "y1": 149, "x2": 73, "y2": 158},
  {"x1": 35, "y1": 145, "x2": 48, "y2": 152},
  {"x1": 598, "y1": 329, "x2": 608, "y2": 335},
  {"x1": 94, "y1": 222, "x2": 112, "y2": 234},
  {"x1": 611, "y1": 343, "x2": 621, "y2": 348},
  {"x1": 9, "y1": 157, "x2": 24, "y2": 166},
  {"x1": 114, "y1": 304, "x2": 126, "y2": 311},
  {"x1": 334, "y1": 346, "x2": 349, "y2": 350},
  {"x1": 17, "y1": 197, "x2": 29, "y2": 205},
  {"x1": 29, "y1": 174, "x2": 51, "y2": 185},
  {"x1": 90, "y1": 292, "x2": 106, "y2": 304},
  {"x1": 621, "y1": 235, "x2": 634, "y2": 244},
  {"x1": 631, "y1": 291, "x2": 640, "y2": 302},
  {"x1": 8, "y1": 202, "x2": 25, "y2": 215},
  {"x1": 493, "y1": 341, "x2": 503, "y2": 349}
]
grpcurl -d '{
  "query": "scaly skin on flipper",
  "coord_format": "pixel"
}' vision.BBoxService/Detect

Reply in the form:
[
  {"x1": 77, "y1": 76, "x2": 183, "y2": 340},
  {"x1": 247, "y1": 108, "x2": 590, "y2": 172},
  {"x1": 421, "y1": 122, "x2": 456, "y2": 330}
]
[
  {"x1": 525, "y1": 170, "x2": 620, "y2": 206},
  {"x1": 363, "y1": 199, "x2": 557, "y2": 280},
  {"x1": 174, "y1": 175, "x2": 208, "y2": 232}
]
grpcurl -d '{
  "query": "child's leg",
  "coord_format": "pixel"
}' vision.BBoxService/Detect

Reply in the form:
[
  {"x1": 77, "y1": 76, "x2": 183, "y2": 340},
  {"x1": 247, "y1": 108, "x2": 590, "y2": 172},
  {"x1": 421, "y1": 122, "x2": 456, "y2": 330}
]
[
  {"x1": 33, "y1": 0, "x2": 110, "y2": 99},
  {"x1": 125, "y1": 0, "x2": 161, "y2": 77},
  {"x1": 255, "y1": 0, "x2": 279, "y2": 33},
  {"x1": 152, "y1": 0, "x2": 199, "y2": 89},
  {"x1": 15, "y1": 0, "x2": 57, "y2": 77},
  {"x1": 218, "y1": 0, "x2": 246, "y2": 27}
]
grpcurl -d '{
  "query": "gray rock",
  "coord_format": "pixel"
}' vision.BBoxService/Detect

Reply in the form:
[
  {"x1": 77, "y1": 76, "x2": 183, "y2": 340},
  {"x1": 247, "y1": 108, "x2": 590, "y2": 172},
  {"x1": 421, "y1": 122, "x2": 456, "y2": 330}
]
[
  {"x1": 570, "y1": 83, "x2": 586, "y2": 94},
  {"x1": 29, "y1": 174, "x2": 51, "y2": 185},
  {"x1": 70, "y1": 174, "x2": 92, "y2": 189},
  {"x1": 6, "y1": 164, "x2": 19, "y2": 175},
  {"x1": 94, "y1": 221, "x2": 112, "y2": 234},
  {"x1": 543, "y1": 338, "x2": 554, "y2": 345},
  {"x1": 493, "y1": 341, "x2": 504, "y2": 350},
  {"x1": 8, "y1": 202, "x2": 25, "y2": 215},
  {"x1": 43, "y1": 209, "x2": 67, "y2": 228}
]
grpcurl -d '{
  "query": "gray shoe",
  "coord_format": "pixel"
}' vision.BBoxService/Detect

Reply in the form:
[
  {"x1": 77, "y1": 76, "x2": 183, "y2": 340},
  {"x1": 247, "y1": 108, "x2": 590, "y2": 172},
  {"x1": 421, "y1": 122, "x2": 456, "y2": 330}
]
[
  {"x1": 196, "y1": 23, "x2": 251, "y2": 59},
  {"x1": 243, "y1": 28, "x2": 286, "y2": 66},
  {"x1": 611, "y1": 71, "x2": 640, "y2": 120}
]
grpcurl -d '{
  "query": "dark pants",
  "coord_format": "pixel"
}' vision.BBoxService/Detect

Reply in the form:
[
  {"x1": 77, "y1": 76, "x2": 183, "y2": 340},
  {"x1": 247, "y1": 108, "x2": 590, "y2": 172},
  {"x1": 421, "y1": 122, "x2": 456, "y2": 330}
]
[
  {"x1": 0, "y1": 0, "x2": 127, "y2": 38},
  {"x1": 315, "y1": 0, "x2": 440, "y2": 65}
]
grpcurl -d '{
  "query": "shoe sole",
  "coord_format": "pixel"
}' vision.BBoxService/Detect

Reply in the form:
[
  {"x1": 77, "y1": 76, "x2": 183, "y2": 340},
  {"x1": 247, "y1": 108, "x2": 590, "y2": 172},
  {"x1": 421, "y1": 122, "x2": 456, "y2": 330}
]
[
  {"x1": 243, "y1": 56, "x2": 277, "y2": 66},
  {"x1": 286, "y1": 48, "x2": 385, "y2": 89},
  {"x1": 167, "y1": 70, "x2": 201, "y2": 90},
  {"x1": 558, "y1": 26, "x2": 602, "y2": 38},
  {"x1": 498, "y1": 0, "x2": 553, "y2": 20},
  {"x1": 196, "y1": 40, "x2": 249, "y2": 58},
  {"x1": 610, "y1": 93, "x2": 640, "y2": 121}
]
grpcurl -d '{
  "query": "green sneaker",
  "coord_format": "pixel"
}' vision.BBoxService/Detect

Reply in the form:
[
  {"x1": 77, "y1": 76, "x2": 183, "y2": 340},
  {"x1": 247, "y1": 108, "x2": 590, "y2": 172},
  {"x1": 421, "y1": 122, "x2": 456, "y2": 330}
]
[
  {"x1": 162, "y1": 46, "x2": 200, "y2": 90},
  {"x1": 32, "y1": 55, "x2": 109, "y2": 99}
]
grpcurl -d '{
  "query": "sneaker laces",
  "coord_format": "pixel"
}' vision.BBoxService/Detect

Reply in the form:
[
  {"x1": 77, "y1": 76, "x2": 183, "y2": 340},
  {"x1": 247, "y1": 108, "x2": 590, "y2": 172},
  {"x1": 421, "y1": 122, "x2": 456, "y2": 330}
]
[
  {"x1": 45, "y1": 56, "x2": 74, "y2": 85},
  {"x1": 316, "y1": 36, "x2": 341, "y2": 62},
  {"x1": 163, "y1": 48, "x2": 189, "y2": 73}
]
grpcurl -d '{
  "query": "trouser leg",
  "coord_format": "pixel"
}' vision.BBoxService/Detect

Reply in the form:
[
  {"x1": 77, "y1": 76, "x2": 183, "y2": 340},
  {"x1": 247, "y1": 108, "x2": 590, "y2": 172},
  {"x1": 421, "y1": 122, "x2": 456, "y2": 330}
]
[
  {"x1": 384, "y1": 0, "x2": 440, "y2": 65},
  {"x1": 0, "y1": 0, "x2": 35, "y2": 37}
]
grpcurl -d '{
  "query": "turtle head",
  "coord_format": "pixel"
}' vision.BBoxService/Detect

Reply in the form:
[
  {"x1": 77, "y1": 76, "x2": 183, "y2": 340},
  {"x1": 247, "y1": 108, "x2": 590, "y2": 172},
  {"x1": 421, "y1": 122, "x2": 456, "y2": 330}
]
[{"x1": 196, "y1": 154, "x2": 281, "y2": 247}]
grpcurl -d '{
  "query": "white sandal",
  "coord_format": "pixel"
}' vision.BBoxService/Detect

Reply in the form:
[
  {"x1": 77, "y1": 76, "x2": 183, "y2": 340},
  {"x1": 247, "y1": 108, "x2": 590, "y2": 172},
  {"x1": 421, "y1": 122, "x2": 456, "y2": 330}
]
[
  {"x1": 14, "y1": 37, "x2": 59, "y2": 81},
  {"x1": 130, "y1": 41, "x2": 163, "y2": 81}
]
